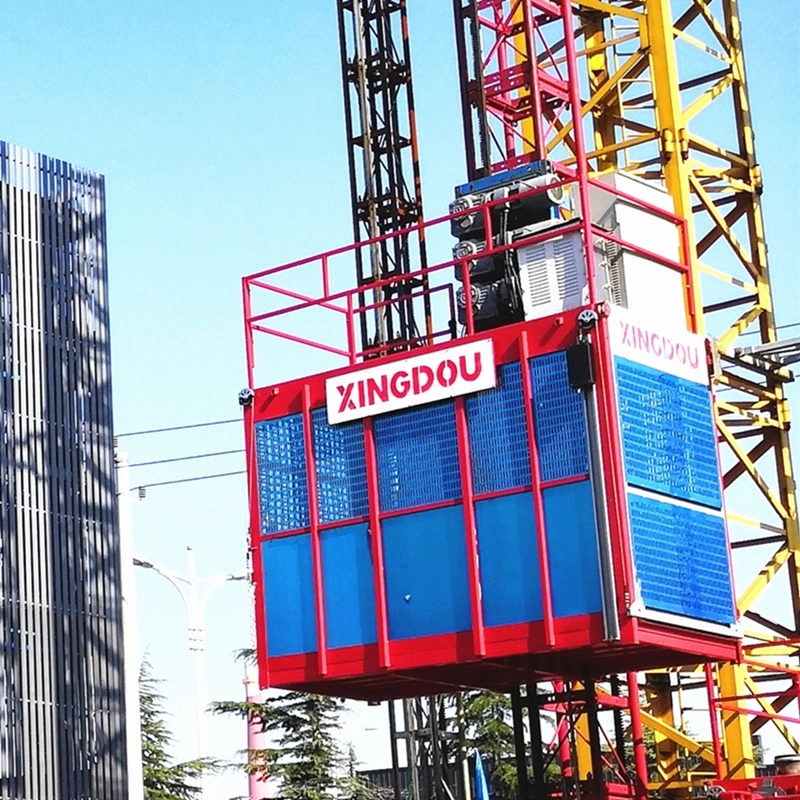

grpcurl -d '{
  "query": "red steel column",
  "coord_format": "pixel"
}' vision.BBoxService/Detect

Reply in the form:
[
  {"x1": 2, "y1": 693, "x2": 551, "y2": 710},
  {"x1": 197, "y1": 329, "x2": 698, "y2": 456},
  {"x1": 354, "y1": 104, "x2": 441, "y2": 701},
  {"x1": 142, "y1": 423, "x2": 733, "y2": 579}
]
[{"x1": 455, "y1": 395, "x2": 487, "y2": 657}]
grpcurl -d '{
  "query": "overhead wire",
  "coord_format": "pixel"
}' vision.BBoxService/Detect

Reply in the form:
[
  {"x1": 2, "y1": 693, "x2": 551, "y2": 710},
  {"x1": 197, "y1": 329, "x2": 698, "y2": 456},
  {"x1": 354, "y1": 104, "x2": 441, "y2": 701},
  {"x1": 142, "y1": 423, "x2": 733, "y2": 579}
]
[
  {"x1": 129, "y1": 449, "x2": 244, "y2": 468},
  {"x1": 116, "y1": 418, "x2": 240, "y2": 438}
]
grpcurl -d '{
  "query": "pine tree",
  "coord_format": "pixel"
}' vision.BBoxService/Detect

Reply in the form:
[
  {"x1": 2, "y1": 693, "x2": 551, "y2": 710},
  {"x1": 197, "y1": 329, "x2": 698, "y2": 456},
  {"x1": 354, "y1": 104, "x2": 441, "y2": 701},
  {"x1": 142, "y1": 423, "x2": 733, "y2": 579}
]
[
  {"x1": 463, "y1": 690, "x2": 518, "y2": 799},
  {"x1": 212, "y1": 682, "x2": 347, "y2": 800},
  {"x1": 342, "y1": 744, "x2": 386, "y2": 800},
  {"x1": 139, "y1": 659, "x2": 217, "y2": 800}
]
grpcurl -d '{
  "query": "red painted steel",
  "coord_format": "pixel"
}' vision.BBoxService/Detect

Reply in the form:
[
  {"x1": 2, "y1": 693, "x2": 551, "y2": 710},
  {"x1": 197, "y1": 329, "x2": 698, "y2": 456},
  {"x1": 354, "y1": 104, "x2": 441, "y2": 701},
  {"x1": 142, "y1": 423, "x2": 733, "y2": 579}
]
[
  {"x1": 519, "y1": 328, "x2": 555, "y2": 647},
  {"x1": 302, "y1": 385, "x2": 328, "y2": 676},
  {"x1": 705, "y1": 663, "x2": 725, "y2": 779},
  {"x1": 454, "y1": 395, "x2": 487, "y2": 657},
  {"x1": 240, "y1": 11, "x2": 732, "y2": 699},
  {"x1": 363, "y1": 417, "x2": 391, "y2": 669}
]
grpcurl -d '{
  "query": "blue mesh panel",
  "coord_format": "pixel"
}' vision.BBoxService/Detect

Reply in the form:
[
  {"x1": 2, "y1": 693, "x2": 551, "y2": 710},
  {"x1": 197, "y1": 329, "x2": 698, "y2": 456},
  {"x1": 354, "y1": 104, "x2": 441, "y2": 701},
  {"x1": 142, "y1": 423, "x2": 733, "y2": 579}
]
[
  {"x1": 255, "y1": 415, "x2": 309, "y2": 534},
  {"x1": 312, "y1": 409, "x2": 369, "y2": 524},
  {"x1": 628, "y1": 493, "x2": 735, "y2": 624},
  {"x1": 616, "y1": 358, "x2": 721, "y2": 509},
  {"x1": 374, "y1": 402, "x2": 461, "y2": 512},
  {"x1": 466, "y1": 362, "x2": 531, "y2": 494},
  {"x1": 529, "y1": 352, "x2": 589, "y2": 482}
]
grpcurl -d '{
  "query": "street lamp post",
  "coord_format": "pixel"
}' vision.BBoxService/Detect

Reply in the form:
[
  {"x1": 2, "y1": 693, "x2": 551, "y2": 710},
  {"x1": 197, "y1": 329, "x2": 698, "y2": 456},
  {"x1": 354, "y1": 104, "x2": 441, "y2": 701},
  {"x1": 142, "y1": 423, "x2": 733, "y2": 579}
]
[{"x1": 134, "y1": 547, "x2": 247, "y2": 794}]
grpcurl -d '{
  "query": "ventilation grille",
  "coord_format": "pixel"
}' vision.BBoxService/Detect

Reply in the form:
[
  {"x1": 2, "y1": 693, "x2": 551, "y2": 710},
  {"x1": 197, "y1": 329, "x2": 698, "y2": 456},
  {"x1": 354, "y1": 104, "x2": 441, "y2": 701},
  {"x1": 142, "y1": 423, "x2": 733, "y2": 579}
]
[
  {"x1": 466, "y1": 362, "x2": 531, "y2": 494},
  {"x1": 616, "y1": 358, "x2": 721, "y2": 508},
  {"x1": 312, "y1": 409, "x2": 369, "y2": 524},
  {"x1": 255, "y1": 415, "x2": 310, "y2": 534},
  {"x1": 529, "y1": 352, "x2": 589, "y2": 482},
  {"x1": 375, "y1": 402, "x2": 461, "y2": 512},
  {"x1": 518, "y1": 231, "x2": 586, "y2": 319}
]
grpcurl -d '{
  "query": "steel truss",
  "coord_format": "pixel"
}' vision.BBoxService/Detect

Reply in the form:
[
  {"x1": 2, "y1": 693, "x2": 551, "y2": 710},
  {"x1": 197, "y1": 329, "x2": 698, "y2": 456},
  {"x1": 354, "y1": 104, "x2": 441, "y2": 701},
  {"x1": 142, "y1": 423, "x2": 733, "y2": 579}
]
[
  {"x1": 452, "y1": 0, "x2": 799, "y2": 793},
  {"x1": 336, "y1": 0, "x2": 432, "y2": 353}
]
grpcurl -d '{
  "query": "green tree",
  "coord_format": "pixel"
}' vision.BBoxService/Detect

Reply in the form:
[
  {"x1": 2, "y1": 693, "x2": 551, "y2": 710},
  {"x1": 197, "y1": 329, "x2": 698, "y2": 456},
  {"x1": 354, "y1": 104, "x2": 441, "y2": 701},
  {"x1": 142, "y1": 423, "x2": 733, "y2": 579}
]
[
  {"x1": 212, "y1": 682, "x2": 346, "y2": 800},
  {"x1": 140, "y1": 659, "x2": 217, "y2": 800},
  {"x1": 463, "y1": 690, "x2": 518, "y2": 799}
]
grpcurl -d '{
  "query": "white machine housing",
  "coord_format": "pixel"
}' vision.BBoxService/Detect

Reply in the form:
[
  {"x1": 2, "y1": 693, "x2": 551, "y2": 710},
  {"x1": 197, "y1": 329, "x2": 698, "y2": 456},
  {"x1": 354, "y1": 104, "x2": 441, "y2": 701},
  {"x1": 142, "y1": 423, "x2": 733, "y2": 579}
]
[{"x1": 517, "y1": 172, "x2": 688, "y2": 331}]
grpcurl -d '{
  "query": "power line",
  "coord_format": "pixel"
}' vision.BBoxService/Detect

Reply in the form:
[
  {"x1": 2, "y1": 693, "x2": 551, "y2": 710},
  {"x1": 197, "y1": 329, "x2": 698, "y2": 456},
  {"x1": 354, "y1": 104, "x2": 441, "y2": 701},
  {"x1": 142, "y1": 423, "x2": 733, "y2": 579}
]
[
  {"x1": 116, "y1": 418, "x2": 240, "y2": 438},
  {"x1": 129, "y1": 449, "x2": 244, "y2": 468},
  {"x1": 132, "y1": 471, "x2": 245, "y2": 490},
  {"x1": 740, "y1": 321, "x2": 799, "y2": 337}
]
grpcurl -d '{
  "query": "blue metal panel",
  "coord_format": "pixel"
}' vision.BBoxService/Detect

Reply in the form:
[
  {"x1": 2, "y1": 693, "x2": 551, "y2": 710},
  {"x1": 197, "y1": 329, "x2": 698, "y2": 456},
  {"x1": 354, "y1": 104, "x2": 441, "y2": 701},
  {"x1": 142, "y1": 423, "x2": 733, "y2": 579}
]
[
  {"x1": 455, "y1": 161, "x2": 550, "y2": 197},
  {"x1": 543, "y1": 481, "x2": 603, "y2": 617},
  {"x1": 262, "y1": 534, "x2": 317, "y2": 656},
  {"x1": 616, "y1": 358, "x2": 722, "y2": 509},
  {"x1": 382, "y1": 505, "x2": 471, "y2": 639},
  {"x1": 255, "y1": 415, "x2": 310, "y2": 534},
  {"x1": 628, "y1": 493, "x2": 735, "y2": 624},
  {"x1": 321, "y1": 522, "x2": 377, "y2": 649},
  {"x1": 466, "y1": 362, "x2": 531, "y2": 494},
  {"x1": 374, "y1": 402, "x2": 461, "y2": 512},
  {"x1": 475, "y1": 493, "x2": 542, "y2": 626},
  {"x1": 529, "y1": 352, "x2": 589, "y2": 482},
  {"x1": 312, "y1": 409, "x2": 369, "y2": 524}
]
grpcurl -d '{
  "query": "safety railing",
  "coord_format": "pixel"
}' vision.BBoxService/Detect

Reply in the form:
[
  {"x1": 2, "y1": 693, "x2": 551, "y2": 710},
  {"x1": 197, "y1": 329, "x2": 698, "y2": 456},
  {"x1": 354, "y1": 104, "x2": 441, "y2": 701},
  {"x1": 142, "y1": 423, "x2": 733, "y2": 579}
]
[{"x1": 243, "y1": 172, "x2": 694, "y2": 388}]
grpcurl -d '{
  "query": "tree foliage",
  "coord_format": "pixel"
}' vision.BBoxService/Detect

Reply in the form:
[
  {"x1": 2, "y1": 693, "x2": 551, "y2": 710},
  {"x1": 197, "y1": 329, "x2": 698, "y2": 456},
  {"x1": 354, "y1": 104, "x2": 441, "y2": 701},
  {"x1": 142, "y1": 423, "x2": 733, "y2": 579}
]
[
  {"x1": 212, "y1": 686, "x2": 348, "y2": 800},
  {"x1": 139, "y1": 659, "x2": 216, "y2": 800},
  {"x1": 463, "y1": 690, "x2": 518, "y2": 799}
]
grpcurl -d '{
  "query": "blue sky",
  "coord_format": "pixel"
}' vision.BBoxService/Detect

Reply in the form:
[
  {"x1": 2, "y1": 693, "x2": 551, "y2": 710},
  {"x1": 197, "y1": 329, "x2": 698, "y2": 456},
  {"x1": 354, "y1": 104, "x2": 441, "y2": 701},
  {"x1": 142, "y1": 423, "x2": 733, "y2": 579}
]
[{"x1": 0, "y1": 2, "x2": 798, "y2": 797}]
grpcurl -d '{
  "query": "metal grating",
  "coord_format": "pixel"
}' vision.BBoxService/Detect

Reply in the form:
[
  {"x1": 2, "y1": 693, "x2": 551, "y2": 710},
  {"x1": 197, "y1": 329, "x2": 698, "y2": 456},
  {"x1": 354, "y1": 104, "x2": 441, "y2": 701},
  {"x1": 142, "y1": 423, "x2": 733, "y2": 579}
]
[
  {"x1": 255, "y1": 415, "x2": 310, "y2": 534},
  {"x1": 374, "y1": 401, "x2": 462, "y2": 512},
  {"x1": 616, "y1": 358, "x2": 722, "y2": 509},
  {"x1": 312, "y1": 409, "x2": 369, "y2": 524},
  {"x1": 628, "y1": 493, "x2": 735, "y2": 624},
  {"x1": 466, "y1": 361, "x2": 530, "y2": 494},
  {"x1": 529, "y1": 351, "x2": 589, "y2": 482}
]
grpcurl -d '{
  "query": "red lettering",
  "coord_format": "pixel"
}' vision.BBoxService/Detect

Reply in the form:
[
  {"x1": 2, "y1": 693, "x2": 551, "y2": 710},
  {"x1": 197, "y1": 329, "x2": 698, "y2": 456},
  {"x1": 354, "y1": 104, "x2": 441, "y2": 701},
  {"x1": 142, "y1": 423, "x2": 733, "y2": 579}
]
[
  {"x1": 635, "y1": 327, "x2": 650, "y2": 353},
  {"x1": 390, "y1": 370, "x2": 411, "y2": 399},
  {"x1": 437, "y1": 359, "x2": 458, "y2": 387},
  {"x1": 367, "y1": 375, "x2": 389, "y2": 405},
  {"x1": 675, "y1": 343, "x2": 687, "y2": 365},
  {"x1": 413, "y1": 365, "x2": 434, "y2": 394},
  {"x1": 687, "y1": 347, "x2": 699, "y2": 370},
  {"x1": 357, "y1": 379, "x2": 366, "y2": 408},
  {"x1": 620, "y1": 322, "x2": 632, "y2": 346},
  {"x1": 459, "y1": 353, "x2": 482, "y2": 382},
  {"x1": 651, "y1": 334, "x2": 662, "y2": 357},
  {"x1": 337, "y1": 383, "x2": 356, "y2": 414}
]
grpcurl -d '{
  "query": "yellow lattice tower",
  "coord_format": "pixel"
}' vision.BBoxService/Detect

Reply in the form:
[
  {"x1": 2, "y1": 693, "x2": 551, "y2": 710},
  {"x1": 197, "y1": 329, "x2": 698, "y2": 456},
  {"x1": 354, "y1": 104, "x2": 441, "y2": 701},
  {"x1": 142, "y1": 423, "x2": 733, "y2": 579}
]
[{"x1": 537, "y1": 0, "x2": 799, "y2": 790}]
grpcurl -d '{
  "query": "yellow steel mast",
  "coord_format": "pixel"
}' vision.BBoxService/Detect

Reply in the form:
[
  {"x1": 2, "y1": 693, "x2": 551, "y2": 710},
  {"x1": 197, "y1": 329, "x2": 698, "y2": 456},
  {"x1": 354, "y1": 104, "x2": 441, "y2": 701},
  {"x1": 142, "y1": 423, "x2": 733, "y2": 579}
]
[{"x1": 544, "y1": 0, "x2": 799, "y2": 788}]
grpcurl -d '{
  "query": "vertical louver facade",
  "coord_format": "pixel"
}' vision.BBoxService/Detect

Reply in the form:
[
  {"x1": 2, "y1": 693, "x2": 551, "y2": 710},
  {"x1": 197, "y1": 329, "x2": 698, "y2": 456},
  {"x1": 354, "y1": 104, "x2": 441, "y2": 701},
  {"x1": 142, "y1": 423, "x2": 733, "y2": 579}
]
[{"x1": 0, "y1": 142, "x2": 127, "y2": 797}]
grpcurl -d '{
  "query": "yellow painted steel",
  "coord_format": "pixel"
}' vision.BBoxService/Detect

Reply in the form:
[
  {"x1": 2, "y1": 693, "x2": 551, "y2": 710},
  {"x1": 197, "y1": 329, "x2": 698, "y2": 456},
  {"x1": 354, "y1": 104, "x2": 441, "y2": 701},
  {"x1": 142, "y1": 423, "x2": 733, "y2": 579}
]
[
  {"x1": 549, "y1": 0, "x2": 800, "y2": 790},
  {"x1": 645, "y1": 674, "x2": 685, "y2": 785},
  {"x1": 718, "y1": 663, "x2": 756, "y2": 778}
]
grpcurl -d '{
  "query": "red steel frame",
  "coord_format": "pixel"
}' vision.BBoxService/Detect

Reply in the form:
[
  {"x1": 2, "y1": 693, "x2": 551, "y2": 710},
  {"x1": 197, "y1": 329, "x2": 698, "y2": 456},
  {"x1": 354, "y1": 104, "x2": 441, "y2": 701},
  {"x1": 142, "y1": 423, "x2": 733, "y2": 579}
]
[
  {"x1": 242, "y1": 1, "x2": 734, "y2": 701},
  {"x1": 242, "y1": 223, "x2": 738, "y2": 700}
]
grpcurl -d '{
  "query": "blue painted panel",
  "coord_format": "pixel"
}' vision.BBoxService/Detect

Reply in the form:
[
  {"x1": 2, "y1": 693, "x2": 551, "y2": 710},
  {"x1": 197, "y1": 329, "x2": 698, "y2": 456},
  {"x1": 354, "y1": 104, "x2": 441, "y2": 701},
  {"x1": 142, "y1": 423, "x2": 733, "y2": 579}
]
[
  {"x1": 543, "y1": 481, "x2": 603, "y2": 617},
  {"x1": 321, "y1": 523, "x2": 377, "y2": 649},
  {"x1": 466, "y1": 362, "x2": 531, "y2": 494},
  {"x1": 255, "y1": 415, "x2": 309, "y2": 534},
  {"x1": 311, "y1": 410, "x2": 369, "y2": 524},
  {"x1": 382, "y1": 505, "x2": 471, "y2": 639},
  {"x1": 262, "y1": 535, "x2": 316, "y2": 657},
  {"x1": 374, "y1": 402, "x2": 461, "y2": 512},
  {"x1": 529, "y1": 352, "x2": 589, "y2": 482},
  {"x1": 616, "y1": 358, "x2": 722, "y2": 509},
  {"x1": 475, "y1": 493, "x2": 542, "y2": 626},
  {"x1": 628, "y1": 493, "x2": 735, "y2": 624}
]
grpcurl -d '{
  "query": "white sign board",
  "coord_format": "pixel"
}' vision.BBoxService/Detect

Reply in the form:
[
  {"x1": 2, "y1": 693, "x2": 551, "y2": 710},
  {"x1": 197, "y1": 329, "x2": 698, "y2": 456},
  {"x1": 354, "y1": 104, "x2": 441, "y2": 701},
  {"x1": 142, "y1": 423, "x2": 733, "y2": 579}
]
[
  {"x1": 608, "y1": 305, "x2": 708, "y2": 385},
  {"x1": 326, "y1": 339, "x2": 497, "y2": 424}
]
